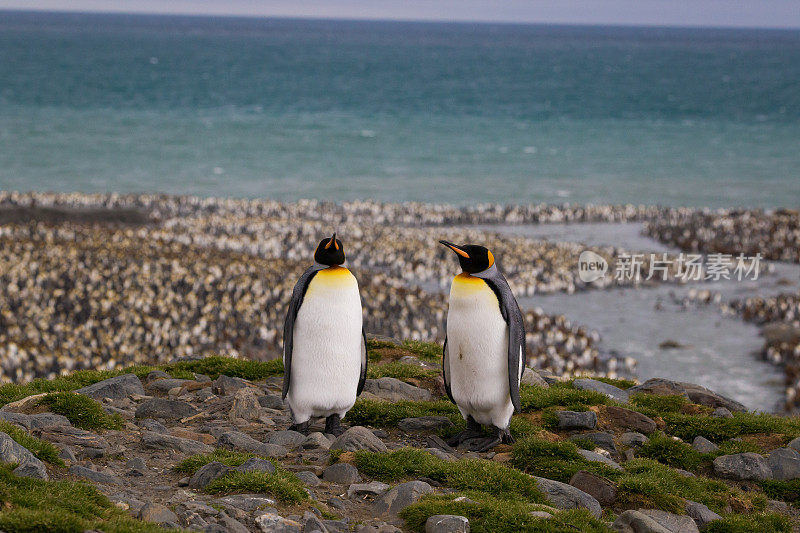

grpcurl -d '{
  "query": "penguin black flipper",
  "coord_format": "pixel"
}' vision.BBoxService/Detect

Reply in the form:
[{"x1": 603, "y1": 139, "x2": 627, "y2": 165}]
[
  {"x1": 479, "y1": 267, "x2": 527, "y2": 413},
  {"x1": 358, "y1": 330, "x2": 368, "y2": 395},
  {"x1": 442, "y1": 337, "x2": 456, "y2": 404},
  {"x1": 282, "y1": 264, "x2": 325, "y2": 400}
]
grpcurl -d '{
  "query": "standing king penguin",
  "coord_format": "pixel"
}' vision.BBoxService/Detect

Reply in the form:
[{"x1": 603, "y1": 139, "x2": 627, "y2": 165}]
[
  {"x1": 439, "y1": 240, "x2": 526, "y2": 451},
  {"x1": 282, "y1": 234, "x2": 367, "y2": 436}
]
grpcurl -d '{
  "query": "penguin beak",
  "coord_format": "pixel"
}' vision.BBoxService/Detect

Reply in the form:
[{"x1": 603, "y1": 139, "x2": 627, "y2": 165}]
[
  {"x1": 325, "y1": 233, "x2": 338, "y2": 250},
  {"x1": 439, "y1": 240, "x2": 470, "y2": 259}
]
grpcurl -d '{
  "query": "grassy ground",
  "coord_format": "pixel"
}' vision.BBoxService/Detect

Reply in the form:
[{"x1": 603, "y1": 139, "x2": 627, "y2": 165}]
[{"x1": 0, "y1": 339, "x2": 798, "y2": 531}]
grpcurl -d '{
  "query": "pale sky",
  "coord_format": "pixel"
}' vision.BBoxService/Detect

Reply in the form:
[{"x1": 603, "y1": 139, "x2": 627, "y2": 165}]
[{"x1": 2, "y1": 0, "x2": 800, "y2": 29}]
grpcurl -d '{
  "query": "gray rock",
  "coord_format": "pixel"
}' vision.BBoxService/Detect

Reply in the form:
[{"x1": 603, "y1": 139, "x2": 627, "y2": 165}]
[
  {"x1": 638, "y1": 510, "x2": 700, "y2": 532},
  {"x1": 142, "y1": 430, "x2": 214, "y2": 454},
  {"x1": 33, "y1": 425, "x2": 110, "y2": 450},
  {"x1": 0, "y1": 411, "x2": 31, "y2": 429},
  {"x1": 620, "y1": 432, "x2": 649, "y2": 448},
  {"x1": 146, "y1": 378, "x2": 192, "y2": 394},
  {"x1": 28, "y1": 413, "x2": 71, "y2": 429},
  {"x1": 303, "y1": 512, "x2": 329, "y2": 533},
  {"x1": 69, "y1": 465, "x2": 122, "y2": 484},
  {"x1": 0, "y1": 432, "x2": 48, "y2": 480},
  {"x1": 425, "y1": 515, "x2": 470, "y2": 533},
  {"x1": 302, "y1": 432, "x2": 331, "y2": 450},
  {"x1": 573, "y1": 378, "x2": 629, "y2": 402},
  {"x1": 533, "y1": 476, "x2": 601, "y2": 517},
  {"x1": 521, "y1": 368, "x2": 549, "y2": 388},
  {"x1": 139, "y1": 503, "x2": 179, "y2": 524},
  {"x1": 363, "y1": 378, "x2": 432, "y2": 402},
  {"x1": 75, "y1": 373, "x2": 145, "y2": 400},
  {"x1": 425, "y1": 448, "x2": 455, "y2": 461},
  {"x1": 126, "y1": 457, "x2": 147, "y2": 474},
  {"x1": 556, "y1": 410, "x2": 597, "y2": 430},
  {"x1": 218, "y1": 513, "x2": 250, "y2": 533},
  {"x1": 135, "y1": 398, "x2": 199, "y2": 420},
  {"x1": 190, "y1": 461, "x2": 232, "y2": 489},
  {"x1": 713, "y1": 453, "x2": 772, "y2": 481},
  {"x1": 569, "y1": 470, "x2": 617, "y2": 506},
  {"x1": 685, "y1": 501, "x2": 722, "y2": 530},
  {"x1": 691, "y1": 436, "x2": 718, "y2": 453},
  {"x1": 373, "y1": 480, "x2": 434, "y2": 515},
  {"x1": 323, "y1": 463, "x2": 361, "y2": 484},
  {"x1": 604, "y1": 406, "x2": 657, "y2": 434},
  {"x1": 58, "y1": 445, "x2": 76, "y2": 462},
  {"x1": 266, "y1": 430, "x2": 308, "y2": 449},
  {"x1": 330, "y1": 426, "x2": 388, "y2": 453},
  {"x1": 214, "y1": 493, "x2": 276, "y2": 512},
  {"x1": 255, "y1": 512, "x2": 302, "y2": 533},
  {"x1": 146, "y1": 370, "x2": 171, "y2": 381},
  {"x1": 234, "y1": 457, "x2": 276, "y2": 475},
  {"x1": 711, "y1": 407, "x2": 733, "y2": 419},
  {"x1": 213, "y1": 375, "x2": 253, "y2": 396},
  {"x1": 138, "y1": 418, "x2": 169, "y2": 433},
  {"x1": 768, "y1": 447, "x2": 800, "y2": 481},
  {"x1": 259, "y1": 394, "x2": 285, "y2": 410},
  {"x1": 398, "y1": 417, "x2": 454, "y2": 433},
  {"x1": 577, "y1": 449, "x2": 622, "y2": 470},
  {"x1": 572, "y1": 432, "x2": 617, "y2": 454},
  {"x1": 348, "y1": 481, "x2": 391, "y2": 498},
  {"x1": 218, "y1": 431, "x2": 289, "y2": 458},
  {"x1": 296, "y1": 471, "x2": 322, "y2": 487},
  {"x1": 629, "y1": 379, "x2": 746, "y2": 412},
  {"x1": 230, "y1": 388, "x2": 263, "y2": 421},
  {"x1": 612, "y1": 510, "x2": 672, "y2": 533}
]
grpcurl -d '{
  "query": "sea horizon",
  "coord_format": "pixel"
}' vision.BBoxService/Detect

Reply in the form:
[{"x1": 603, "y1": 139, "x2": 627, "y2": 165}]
[{"x1": 1, "y1": 10, "x2": 799, "y2": 207}]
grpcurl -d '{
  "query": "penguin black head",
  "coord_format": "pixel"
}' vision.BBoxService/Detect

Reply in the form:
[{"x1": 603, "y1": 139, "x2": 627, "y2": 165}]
[
  {"x1": 439, "y1": 240, "x2": 495, "y2": 274},
  {"x1": 314, "y1": 233, "x2": 345, "y2": 266}
]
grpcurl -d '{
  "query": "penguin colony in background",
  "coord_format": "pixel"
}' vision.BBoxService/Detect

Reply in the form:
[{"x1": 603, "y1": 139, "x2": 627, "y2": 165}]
[{"x1": 283, "y1": 234, "x2": 525, "y2": 450}]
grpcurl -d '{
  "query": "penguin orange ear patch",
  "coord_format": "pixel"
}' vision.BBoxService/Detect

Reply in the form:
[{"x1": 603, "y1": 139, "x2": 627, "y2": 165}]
[{"x1": 487, "y1": 250, "x2": 494, "y2": 266}]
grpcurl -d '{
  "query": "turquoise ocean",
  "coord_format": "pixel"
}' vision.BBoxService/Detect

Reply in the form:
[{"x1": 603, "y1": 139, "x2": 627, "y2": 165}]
[{"x1": 1, "y1": 10, "x2": 799, "y2": 207}]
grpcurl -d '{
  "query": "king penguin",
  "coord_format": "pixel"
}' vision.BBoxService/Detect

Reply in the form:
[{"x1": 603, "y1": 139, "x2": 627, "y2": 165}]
[
  {"x1": 282, "y1": 233, "x2": 367, "y2": 436},
  {"x1": 439, "y1": 240, "x2": 526, "y2": 451}
]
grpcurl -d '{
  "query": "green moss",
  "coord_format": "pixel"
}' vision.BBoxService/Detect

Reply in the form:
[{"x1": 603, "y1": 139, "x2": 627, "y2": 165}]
[
  {"x1": 400, "y1": 493, "x2": 612, "y2": 533},
  {"x1": 592, "y1": 377, "x2": 636, "y2": 390},
  {"x1": 38, "y1": 393, "x2": 123, "y2": 430},
  {"x1": 520, "y1": 383, "x2": 610, "y2": 411},
  {"x1": 717, "y1": 439, "x2": 764, "y2": 455},
  {"x1": 0, "y1": 421, "x2": 64, "y2": 467},
  {"x1": 704, "y1": 513, "x2": 792, "y2": 532},
  {"x1": 204, "y1": 468, "x2": 308, "y2": 504},
  {"x1": 511, "y1": 437, "x2": 620, "y2": 483},
  {"x1": 345, "y1": 399, "x2": 461, "y2": 428},
  {"x1": 0, "y1": 463, "x2": 171, "y2": 532},
  {"x1": 174, "y1": 449, "x2": 257, "y2": 474},
  {"x1": 663, "y1": 412, "x2": 800, "y2": 442},
  {"x1": 629, "y1": 393, "x2": 688, "y2": 416},
  {"x1": 366, "y1": 362, "x2": 438, "y2": 381},
  {"x1": 760, "y1": 479, "x2": 800, "y2": 506},
  {"x1": 365, "y1": 338, "x2": 397, "y2": 351},
  {"x1": 572, "y1": 437, "x2": 597, "y2": 451},
  {"x1": 0, "y1": 355, "x2": 283, "y2": 409},
  {"x1": 399, "y1": 341, "x2": 442, "y2": 362},
  {"x1": 636, "y1": 433, "x2": 703, "y2": 470},
  {"x1": 617, "y1": 459, "x2": 764, "y2": 515},
  {"x1": 167, "y1": 356, "x2": 283, "y2": 381},
  {"x1": 508, "y1": 417, "x2": 541, "y2": 440},
  {"x1": 354, "y1": 448, "x2": 545, "y2": 502}
]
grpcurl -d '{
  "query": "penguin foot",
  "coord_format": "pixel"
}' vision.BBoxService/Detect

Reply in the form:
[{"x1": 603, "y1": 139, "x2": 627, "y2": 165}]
[
  {"x1": 288, "y1": 421, "x2": 311, "y2": 435},
  {"x1": 472, "y1": 427, "x2": 514, "y2": 452},
  {"x1": 325, "y1": 414, "x2": 345, "y2": 437},
  {"x1": 447, "y1": 416, "x2": 484, "y2": 447}
]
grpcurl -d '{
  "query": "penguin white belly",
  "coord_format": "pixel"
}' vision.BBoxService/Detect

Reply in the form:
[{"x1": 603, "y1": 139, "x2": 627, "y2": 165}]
[
  {"x1": 287, "y1": 267, "x2": 363, "y2": 423},
  {"x1": 447, "y1": 274, "x2": 514, "y2": 428}
]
